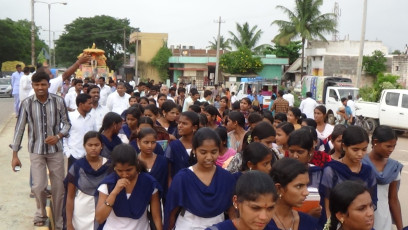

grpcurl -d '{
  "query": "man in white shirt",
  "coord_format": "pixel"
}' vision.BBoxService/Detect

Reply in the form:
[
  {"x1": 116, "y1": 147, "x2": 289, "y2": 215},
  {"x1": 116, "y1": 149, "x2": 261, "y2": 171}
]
[
  {"x1": 160, "y1": 85, "x2": 175, "y2": 102},
  {"x1": 19, "y1": 67, "x2": 32, "y2": 103},
  {"x1": 199, "y1": 90, "x2": 213, "y2": 104},
  {"x1": 11, "y1": 64, "x2": 23, "y2": 115},
  {"x1": 88, "y1": 84, "x2": 109, "y2": 130},
  {"x1": 282, "y1": 90, "x2": 295, "y2": 107},
  {"x1": 231, "y1": 92, "x2": 237, "y2": 104},
  {"x1": 64, "y1": 79, "x2": 83, "y2": 111},
  {"x1": 182, "y1": 88, "x2": 200, "y2": 112},
  {"x1": 63, "y1": 94, "x2": 97, "y2": 168},
  {"x1": 347, "y1": 95, "x2": 356, "y2": 116},
  {"x1": 98, "y1": 77, "x2": 111, "y2": 106},
  {"x1": 299, "y1": 91, "x2": 318, "y2": 119},
  {"x1": 106, "y1": 82, "x2": 130, "y2": 115}
]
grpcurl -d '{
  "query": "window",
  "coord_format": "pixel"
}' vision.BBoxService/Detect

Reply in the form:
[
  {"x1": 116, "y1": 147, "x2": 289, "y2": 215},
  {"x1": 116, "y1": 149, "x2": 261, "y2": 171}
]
[
  {"x1": 395, "y1": 66, "x2": 400, "y2": 71},
  {"x1": 402, "y1": 95, "x2": 408, "y2": 108},
  {"x1": 385, "y1": 92, "x2": 399, "y2": 106},
  {"x1": 329, "y1": 89, "x2": 338, "y2": 101}
]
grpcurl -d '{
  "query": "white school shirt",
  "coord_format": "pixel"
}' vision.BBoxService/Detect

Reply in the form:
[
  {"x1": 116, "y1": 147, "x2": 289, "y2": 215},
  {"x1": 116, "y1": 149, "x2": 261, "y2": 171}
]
[
  {"x1": 99, "y1": 84, "x2": 111, "y2": 106},
  {"x1": 49, "y1": 75, "x2": 63, "y2": 94},
  {"x1": 90, "y1": 104, "x2": 109, "y2": 130},
  {"x1": 63, "y1": 109, "x2": 97, "y2": 159},
  {"x1": 174, "y1": 166, "x2": 225, "y2": 229},
  {"x1": 65, "y1": 90, "x2": 79, "y2": 111},
  {"x1": 106, "y1": 91, "x2": 130, "y2": 115},
  {"x1": 97, "y1": 185, "x2": 157, "y2": 230},
  {"x1": 283, "y1": 93, "x2": 294, "y2": 107},
  {"x1": 19, "y1": 74, "x2": 32, "y2": 101},
  {"x1": 299, "y1": 97, "x2": 318, "y2": 119}
]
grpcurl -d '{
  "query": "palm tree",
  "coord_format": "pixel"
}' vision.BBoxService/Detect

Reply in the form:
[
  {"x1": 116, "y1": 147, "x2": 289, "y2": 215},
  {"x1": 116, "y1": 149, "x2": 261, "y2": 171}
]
[
  {"x1": 207, "y1": 36, "x2": 231, "y2": 50},
  {"x1": 228, "y1": 22, "x2": 263, "y2": 52},
  {"x1": 272, "y1": 0, "x2": 337, "y2": 76}
]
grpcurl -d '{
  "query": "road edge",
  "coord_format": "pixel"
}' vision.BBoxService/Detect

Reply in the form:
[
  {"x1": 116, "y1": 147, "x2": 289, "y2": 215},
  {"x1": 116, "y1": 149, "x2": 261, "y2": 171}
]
[{"x1": 0, "y1": 114, "x2": 14, "y2": 135}]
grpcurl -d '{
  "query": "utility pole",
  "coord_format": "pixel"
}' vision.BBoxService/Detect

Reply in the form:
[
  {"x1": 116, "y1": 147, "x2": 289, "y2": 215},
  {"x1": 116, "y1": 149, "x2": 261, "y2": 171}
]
[
  {"x1": 53, "y1": 31, "x2": 56, "y2": 67},
  {"x1": 214, "y1": 16, "x2": 225, "y2": 85},
  {"x1": 123, "y1": 28, "x2": 126, "y2": 65},
  {"x1": 48, "y1": 4, "x2": 51, "y2": 67},
  {"x1": 31, "y1": 0, "x2": 35, "y2": 66},
  {"x1": 356, "y1": 0, "x2": 367, "y2": 88},
  {"x1": 134, "y1": 32, "x2": 139, "y2": 84}
]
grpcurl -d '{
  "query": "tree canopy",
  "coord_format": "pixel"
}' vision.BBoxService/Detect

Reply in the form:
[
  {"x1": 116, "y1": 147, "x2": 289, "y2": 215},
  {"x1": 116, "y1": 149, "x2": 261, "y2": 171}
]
[
  {"x1": 362, "y1": 50, "x2": 387, "y2": 77},
  {"x1": 207, "y1": 36, "x2": 231, "y2": 51},
  {"x1": 55, "y1": 15, "x2": 136, "y2": 70},
  {"x1": 151, "y1": 44, "x2": 172, "y2": 81},
  {"x1": 263, "y1": 41, "x2": 301, "y2": 65},
  {"x1": 0, "y1": 18, "x2": 47, "y2": 66},
  {"x1": 272, "y1": 0, "x2": 337, "y2": 75},
  {"x1": 228, "y1": 22, "x2": 263, "y2": 52},
  {"x1": 220, "y1": 47, "x2": 263, "y2": 74}
]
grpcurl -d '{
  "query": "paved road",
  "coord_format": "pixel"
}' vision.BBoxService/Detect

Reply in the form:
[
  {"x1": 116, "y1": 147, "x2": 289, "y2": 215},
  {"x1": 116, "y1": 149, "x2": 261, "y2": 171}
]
[{"x1": 0, "y1": 97, "x2": 14, "y2": 130}]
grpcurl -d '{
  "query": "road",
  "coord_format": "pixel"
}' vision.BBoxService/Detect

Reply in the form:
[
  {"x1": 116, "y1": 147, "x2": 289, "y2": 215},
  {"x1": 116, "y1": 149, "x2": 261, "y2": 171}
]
[
  {"x1": 0, "y1": 97, "x2": 14, "y2": 130},
  {"x1": 0, "y1": 97, "x2": 406, "y2": 228}
]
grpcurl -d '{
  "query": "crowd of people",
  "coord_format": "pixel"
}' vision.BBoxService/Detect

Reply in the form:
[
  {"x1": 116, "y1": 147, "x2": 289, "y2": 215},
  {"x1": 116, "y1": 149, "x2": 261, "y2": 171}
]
[{"x1": 9, "y1": 60, "x2": 405, "y2": 230}]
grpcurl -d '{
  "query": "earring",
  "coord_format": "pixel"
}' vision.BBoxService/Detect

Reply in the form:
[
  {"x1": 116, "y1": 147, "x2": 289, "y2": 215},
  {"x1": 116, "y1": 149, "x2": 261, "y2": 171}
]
[
  {"x1": 233, "y1": 203, "x2": 237, "y2": 209},
  {"x1": 279, "y1": 194, "x2": 282, "y2": 199},
  {"x1": 249, "y1": 167, "x2": 252, "y2": 171},
  {"x1": 340, "y1": 218, "x2": 344, "y2": 224}
]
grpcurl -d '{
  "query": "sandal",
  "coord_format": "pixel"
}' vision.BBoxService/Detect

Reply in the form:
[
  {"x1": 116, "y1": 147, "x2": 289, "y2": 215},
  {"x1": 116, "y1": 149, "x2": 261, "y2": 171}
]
[{"x1": 34, "y1": 221, "x2": 45, "y2": 227}]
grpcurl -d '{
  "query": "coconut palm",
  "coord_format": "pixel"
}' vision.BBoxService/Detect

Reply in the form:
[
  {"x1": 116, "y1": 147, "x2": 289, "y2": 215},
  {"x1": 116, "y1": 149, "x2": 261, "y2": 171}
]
[
  {"x1": 228, "y1": 22, "x2": 263, "y2": 52},
  {"x1": 207, "y1": 36, "x2": 231, "y2": 50},
  {"x1": 272, "y1": 0, "x2": 337, "y2": 76}
]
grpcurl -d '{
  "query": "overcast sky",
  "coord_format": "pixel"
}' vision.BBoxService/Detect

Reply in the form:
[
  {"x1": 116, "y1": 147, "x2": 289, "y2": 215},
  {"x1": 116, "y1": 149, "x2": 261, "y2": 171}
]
[{"x1": 2, "y1": 0, "x2": 407, "y2": 52}]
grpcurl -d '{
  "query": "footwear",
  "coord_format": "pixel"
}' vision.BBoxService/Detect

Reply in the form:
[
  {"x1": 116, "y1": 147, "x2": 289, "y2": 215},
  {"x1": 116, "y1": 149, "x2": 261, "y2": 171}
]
[
  {"x1": 29, "y1": 192, "x2": 35, "y2": 198},
  {"x1": 45, "y1": 189, "x2": 52, "y2": 198},
  {"x1": 34, "y1": 220, "x2": 45, "y2": 227}
]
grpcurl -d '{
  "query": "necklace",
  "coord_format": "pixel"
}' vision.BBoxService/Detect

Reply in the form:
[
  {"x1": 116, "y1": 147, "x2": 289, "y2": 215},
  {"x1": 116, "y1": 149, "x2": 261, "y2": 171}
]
[{"x1": 274, "y1": 210, "x2": 295, "y2": 230}]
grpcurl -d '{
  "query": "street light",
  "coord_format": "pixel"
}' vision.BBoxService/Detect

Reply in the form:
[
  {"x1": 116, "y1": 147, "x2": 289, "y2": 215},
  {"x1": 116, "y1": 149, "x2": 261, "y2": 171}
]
[{"x1": 34, "y1": 1, "x2": 67, "y2": 67}]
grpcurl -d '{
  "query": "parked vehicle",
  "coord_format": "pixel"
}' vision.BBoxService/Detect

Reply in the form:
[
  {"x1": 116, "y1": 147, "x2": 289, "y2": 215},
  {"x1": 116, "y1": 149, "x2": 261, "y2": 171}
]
[
  {"x1": 236, "y1": 77, "x2": 278, "y2": 109},
  {"x1": 301, "y1": 76, "x2": 359, "y2": 117},
  {"x1": 0, "y1": 77, "x2": 12, "y2": 98},
  {"x1": 355, "y1": 89, "x2": 408, "y2": 133}
]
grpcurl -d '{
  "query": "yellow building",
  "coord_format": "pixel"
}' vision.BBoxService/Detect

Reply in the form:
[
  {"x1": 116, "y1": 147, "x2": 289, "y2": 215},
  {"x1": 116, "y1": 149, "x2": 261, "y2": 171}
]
[{"x1": 129, "y1": 32, "x2": 168, "y2": 82}]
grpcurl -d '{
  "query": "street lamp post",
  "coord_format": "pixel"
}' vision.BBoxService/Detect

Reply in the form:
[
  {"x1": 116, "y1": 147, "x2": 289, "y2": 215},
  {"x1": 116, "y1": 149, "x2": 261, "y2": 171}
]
[{"x1": 34, "y1": 1, "x2": 67, "y2": 67}]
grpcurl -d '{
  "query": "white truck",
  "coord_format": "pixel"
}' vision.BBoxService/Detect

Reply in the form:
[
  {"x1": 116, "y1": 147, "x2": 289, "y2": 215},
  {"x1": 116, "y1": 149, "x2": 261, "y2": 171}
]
[
  {"x1": 236, "y1": 78, "x2": 278, "y2": 109},
  {"x1": 355, "y1": 89, "x2": 408, "y2": 133},
  {"x1": 301, "y1": 76, "x2": 359, "y2": 117}
]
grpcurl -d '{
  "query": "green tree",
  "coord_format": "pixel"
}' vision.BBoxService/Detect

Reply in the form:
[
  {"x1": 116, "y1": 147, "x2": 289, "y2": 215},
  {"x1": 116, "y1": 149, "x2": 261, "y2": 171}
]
[
  {"x1": 362, "y1": 50, "x2": 387, "y2": 77},
  {"x1": 391, "y1": 50, "x2": 402, "y2": 55},
  {"x1": 220, "y1": 47, "x2": 263, "y2": 74},
  {"x1": 151, "y1": 44, "x2": 172, "y2": 81},
  {"x1": 228, "y1": 22, "x2": 263, "y2": 52},
  {"x1": 359, "y1": 73, "x2": 402, "y2": 102},
  {"x1": 55, "y1": 15, "x2": 136, "y2": 70},
  {"x1": 263, "y1": 41, "x2": 302, "y2": 65},
  {"x1": 207, "y1": 36, "x2": 231, "y2": 50},
  {"x1": 0, "y1": 18, "x2": 48, "y2": 65},
  {"x1": 272, "y1": 0, "x2": 337, "y2": 76}
]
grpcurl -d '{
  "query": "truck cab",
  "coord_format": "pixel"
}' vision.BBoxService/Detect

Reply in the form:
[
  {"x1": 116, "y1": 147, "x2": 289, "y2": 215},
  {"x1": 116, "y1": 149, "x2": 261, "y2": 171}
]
[
  {"x1": 301, "y1": 76, "x2": 359, "y2": 115},
  {"x1": 325, "y1": 86, "x2": 359, "y2": 115}
]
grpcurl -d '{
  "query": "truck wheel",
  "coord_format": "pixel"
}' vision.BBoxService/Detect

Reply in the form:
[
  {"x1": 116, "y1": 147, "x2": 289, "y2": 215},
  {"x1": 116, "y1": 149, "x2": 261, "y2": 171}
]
[{"x1": 364, "y1": 118, "x2": 378, "y2": 134}]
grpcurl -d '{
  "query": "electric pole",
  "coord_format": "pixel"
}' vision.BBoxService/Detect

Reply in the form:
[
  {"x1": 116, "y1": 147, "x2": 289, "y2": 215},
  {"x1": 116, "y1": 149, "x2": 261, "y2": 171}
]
[
  {"x1": 135, "y1": 32, "x2": 139, "y2": 84},
  {"x1": 31, "y1": 0, "x2": 35, "y2": 66},
  {"x1": 123, "y1": 28, "x2": 126, "y2": 65},
  {"x1": 214, "y1": 16, "x2": 225, "y2": 85},
  {"x1": 356, "y1": 0, "x2": 367, "y2": 88}
]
